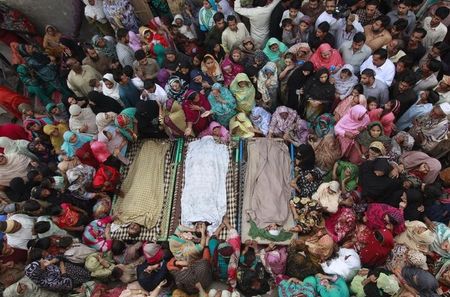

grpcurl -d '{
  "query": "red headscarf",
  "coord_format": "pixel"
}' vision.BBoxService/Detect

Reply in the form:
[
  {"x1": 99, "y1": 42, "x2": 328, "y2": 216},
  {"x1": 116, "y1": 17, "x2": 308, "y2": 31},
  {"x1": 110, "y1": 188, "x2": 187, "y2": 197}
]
[
  {"x1": 309, "y1": 43, "x2": 344, "y2": 71},
  {"x1": 359, "y1": 228, "x2": 394, "y2": 267}
]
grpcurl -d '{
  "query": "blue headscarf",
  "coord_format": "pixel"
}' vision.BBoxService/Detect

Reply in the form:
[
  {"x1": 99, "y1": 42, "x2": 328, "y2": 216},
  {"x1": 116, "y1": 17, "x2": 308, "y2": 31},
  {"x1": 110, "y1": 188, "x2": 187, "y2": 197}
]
[{"x1": 61, "y1": 131, "x2": 93, "y2": 157}]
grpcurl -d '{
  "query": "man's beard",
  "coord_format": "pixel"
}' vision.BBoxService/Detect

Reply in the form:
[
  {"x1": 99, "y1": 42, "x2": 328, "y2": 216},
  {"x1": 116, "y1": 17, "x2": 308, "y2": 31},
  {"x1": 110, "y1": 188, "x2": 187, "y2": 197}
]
[{"x1": 91, "y1": 55, "x2": 99, "y2": 62}]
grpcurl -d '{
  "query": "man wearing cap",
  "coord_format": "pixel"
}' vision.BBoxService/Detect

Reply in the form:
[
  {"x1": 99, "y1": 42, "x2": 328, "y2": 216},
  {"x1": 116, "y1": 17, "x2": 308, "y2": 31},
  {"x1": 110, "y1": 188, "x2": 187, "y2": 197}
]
[
  {"x1": 435, "y1": 75, "x2": 450, "y2": 104},
  {"x1": 0, "y1": 214, "x2": 35, "y2": 250},
  {"x1": 409, "y1": 102, "x2": 450, "y2": 153}
]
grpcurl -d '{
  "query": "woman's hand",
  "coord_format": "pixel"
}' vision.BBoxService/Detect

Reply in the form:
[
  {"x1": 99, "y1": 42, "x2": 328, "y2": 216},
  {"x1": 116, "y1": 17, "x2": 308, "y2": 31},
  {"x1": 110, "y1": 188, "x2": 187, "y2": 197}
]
[
  {"x1": 190, "y1": 104, "x2": 202, "y2": 111},
  {"x1": 344, "y1": 131, "x2": 355, "y2": 139},
  {"x1": 201, "y1": 111, "x2": 212, "y2": 118},
  {"x1": 184, "y1": 127, "x2": 192, "y2": 136}
]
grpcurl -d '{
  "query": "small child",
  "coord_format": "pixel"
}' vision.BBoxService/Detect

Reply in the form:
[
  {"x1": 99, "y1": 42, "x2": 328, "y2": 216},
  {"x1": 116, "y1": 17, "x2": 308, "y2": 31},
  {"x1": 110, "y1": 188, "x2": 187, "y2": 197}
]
[
  {"x1": 295, "y1": 16, "x2": 312, "y2": 43},
  {"x1": 89, "y1": 78, "x2": 103, "y2": 92},
  {"x1": 279, "y1": 2, "x2": 304, "y2": 26},
  {"x1": 281, "y1": 19, "x2": 297, "y2": 47}
]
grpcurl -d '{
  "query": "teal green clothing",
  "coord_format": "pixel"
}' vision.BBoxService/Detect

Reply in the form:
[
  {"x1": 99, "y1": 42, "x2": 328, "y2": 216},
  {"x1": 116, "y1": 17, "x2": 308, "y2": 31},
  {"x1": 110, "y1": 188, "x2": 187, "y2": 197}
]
[
  {"x1": 248, "y1": 220, "x2": 293, "y2": 242},
  {"x1": 208, "y1": 237, "x2": 230, "y2": 281},
  {"x1": 336, "y1": 160, "x2": 359, "y2": 192},
  {"x1": 278, "y1": 277, "x2": 317, "y2": 297},
  {"x1": 115, "y1": 107, "x2": 137, "y2": 141},
  {"x1": 17, "y1": 64, "x2": 55, "y2": 105},
  {"x1": 208, "y1": 83, "x2": 237, "y2": 127},
  {"x1": 316, "y1": 277, "x2": 349, "y2": 297},
  {"x1": 263, "y1": 38, "x2": 288, "y2": 62}
]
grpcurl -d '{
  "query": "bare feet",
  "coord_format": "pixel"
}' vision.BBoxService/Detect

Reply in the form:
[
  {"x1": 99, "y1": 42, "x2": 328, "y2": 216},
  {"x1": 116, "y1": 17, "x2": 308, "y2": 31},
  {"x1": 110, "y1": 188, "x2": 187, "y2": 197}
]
[{"x1": 289, "y1": 225, "x2": 302, "y2": 233}]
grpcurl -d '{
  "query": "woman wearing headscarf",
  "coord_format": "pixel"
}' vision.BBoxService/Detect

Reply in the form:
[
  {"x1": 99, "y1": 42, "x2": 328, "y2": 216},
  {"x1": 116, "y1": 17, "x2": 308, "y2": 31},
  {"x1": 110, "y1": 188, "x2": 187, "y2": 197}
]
[
  {"x1": 257, "y1": 62, "x2": 279, "y2": 111},
  {"x1": 0, "y1": 153, "x2": 33, "y2": 187},
  {"x1": 135, "y1": 100, "x2": 166, "y2": 139},
  {"x1": 286, "y1": 61, "x2": 314, "y2": 112},
  {"x1": 430, "y1": 222, "x2": 450, "y2": 260},
  {"x1": 91, "y1": 35, "x2": 117, "y2": 59},
  {"x1": 182, "y1": 90, "x2": 212, "y2": 136},
  {"x1": 229, "y1": 112, "x2": 256, "y2": 138},
  {"x1": 249, "y1": 106, "x2": 271, "y2": 136},
  {"x1": 334, "y1": 105, "x2": 370, "y2": 163},
  {"x1": 364, "y1": 203, "x2": 406, "y2": 236},
  {"x1": 61, "y1": 131, "x2": 93, "y2": 158},
  {"x1": 95, "y1": 112, "x2": 117, "y2": 132},
  {"x1": 262, "y1": 38, "x2": 288, "y2": 62},
  {"x1": 333, "y1": 84, "x2": 366, "y2": 122},
  {"x1": 221, "y1": 49, "x2": 245, "y2": 87},
  {"x1": 398, "y1": 151, "x2": 442, "y2": 184},
  {"x1": 302, "y1": 67, "x2": 336, "y2": 121},
  {"x1": 359, "y1": 156, "x2": 401, "y2": 203},
  {"x1": 42, "y1": 25, "x2": 66, "y2": 58},
  {"x1": 399, "y1": 266, "x2": 440, "y2": 297},
  {"x1": 312, "y1": 181, "x2": 341, "y2": 214},
  {"x1": 102, "y1": 0, "x2": 139, "y2": 32},
  {"x1": 97, "y1": 125, "x2": 128, "y2": 163},
  {"x1": 46, "y1": 103, "x2": 69, "y2": 124},
  {"x1": 309, "y1": 43, "x2": 344, "y2": 71},
  {"x1": 277, "y1": 52, "x2": 298, "y2": 106},
  {"x1": 0, "y1": 137, "x2": 36, "y2": 160},
  {"x1": 201, "y1": 54, "x2": 224, "y2": 83},
  {"x1": 311, "y1": 113, "x2": 334, "y2": 138},
  {"x1": 0, "y1": 86, "x2": 33, "y2": 121},
  {"x1": 23, "y1": 119, "x2": 51, "y2": 144},
  {"x1": 198, "y1": 121, "x2": 230, "y2": 142},
  {"x1": 332, "y1": 160, "x2": 359, "y2": 193},
  {"x1": 240, "y1": 37, "x2": 257, "y2": 64},
  {"x1": 244, "y1": 50, "x2": 269, "y2": 81},
  {"x1": 229, "y1": 73, "x2": 256, "y2": 114},
  {"x1": 331, "y1": 64, "x2": 358, "y2": 100},
  {"x1": 3, "y1": 275, "x2": 61, "y2": 297},
  {"x1": 68, "y1": 104, "x2": 98, "y2": 135},
  {"x1": 369, "y1": 99, "x2": 401, "y2": 137},
  {"x1": 356, "y1": 121, "x2": 391, "y2": 157},
  {"x1": 101, "y1": 73, "x2": 122, "y2": 104},
  {"x1": 395, "y1": 220, "x2": 436, "y2": 254},
  {"x1": 115, "y1": 107, "x2": 138, "y2": 142},
  {"x1": 198, "y1": 0, "x2": 217, "y2": 32},
  {"x1": 206, "y1": 83, "x2": 237, "y2": 127},
  {"x1": 27, "y1": 139, "x2": 56, "y2": 164},
  {"x1": 87, "y1": 91, "x2": 123, "y2": 115},
  {"x1": 160, "y1": 94, "x2": 188, "y2": 138},
  {"x1": 325, "y1": 207, "x2": 357, "y2": 246},
  {"x1": 189, "y1": 69, "x2": 213, "y2": 93},
  {"x1": 42, "y1": 123, "x2": 68, "y2": 154},
  {"x1": 24, "y1": 260, "x2": 74, "y2": 293},
  {"x1": 268, "y1": 106, "x2": 308, "y2": 146},
  {"x1": 83, "y1": 0, "x2": 114, "y2": 36},
  {"x1": 165, "y1": 76, "x2": 189, "y2": 103},
  {"x1": 288, "y1": 42, "x2": 313, "y2": 64},
  {"x1": 310, "y1": 133, "x2": 342, "y2": 173}
]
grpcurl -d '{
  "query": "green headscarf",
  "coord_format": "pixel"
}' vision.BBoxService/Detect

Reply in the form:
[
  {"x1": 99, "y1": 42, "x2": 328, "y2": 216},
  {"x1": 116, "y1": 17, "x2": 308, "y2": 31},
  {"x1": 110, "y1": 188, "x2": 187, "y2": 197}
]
[
  {"x1": 337, "y1": 160, "x2": 359, "y2": 191},
  {"x1": 356, "y1": 121, "x2": 390, "y2": 148}
]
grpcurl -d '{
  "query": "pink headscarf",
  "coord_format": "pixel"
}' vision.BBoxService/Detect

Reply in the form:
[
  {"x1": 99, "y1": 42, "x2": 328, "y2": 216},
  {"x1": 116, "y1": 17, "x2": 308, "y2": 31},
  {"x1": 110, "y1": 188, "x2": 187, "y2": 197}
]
[
  {"x1": 221, "y1": 54, "x2": 245, "y2": 86},
  {"x1": 309, "y1": 43, "x2": 344, "y2": 71},
  {"x1": 90, "y1": 141, "x2": 111, "y2": 163},
  {"x1": 198, "y1": 121, "x2": 230, "y2": 142},
  {"x1": 334, "y1": 105, "x2": 370, "y2": 137},
  {"x1": 264, "y1": 247, "x2": 287, "y2": 275}
]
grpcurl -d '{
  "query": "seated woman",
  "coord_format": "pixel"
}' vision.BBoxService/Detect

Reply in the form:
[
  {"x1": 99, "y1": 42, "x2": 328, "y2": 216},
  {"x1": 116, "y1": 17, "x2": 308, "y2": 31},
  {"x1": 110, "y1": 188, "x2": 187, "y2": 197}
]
[
  {"x1": 356, "y1": 121, "x2": 391, "y2": 160},
  {"x1": 333, "y1": 84, "x2": 366, "y2": 122},
  {"x1": 221, "y1": 48, "x2": 245, "y2": 86},
  {"x1": 309, "y1": 43, "x2": 343, "y2": 71},
  {"x1": 137, "y1": 243, "x2": 169, "y2": 292},
  {"x1": 332, "y1": 64, "x2": 358, "y2": 101},
  {"x1": 321, "y1": 248, "x2": 361, "y2": 282},
  {"x1": 364, "y1": 203, "x2": 406, "y2": 236},
  {"x1": 189, "y1": 69, "x2": 213, "y2": 93},
  {"x1": 82, "y1": 215, "x2": 117, "y2": 252},
  {"x1": 85, "y1": 252, "x2": 115, "y2": 280},
  {"x1": 302, "y1": 67, "x2": 336, "y2": 121},
  {"x1": 395, "y1": 220, "x2": 436, "y2": 256},
  {"x1": 289, "y1": 145, "x2": 323, "y2": 234},
  {"x1": 135, "y1": 101, "x2": 166, "y2": 139},
  {"x1": 334, "y1": 105, "x2": 370, "y2": 164},
  {"x1": 249, "y1": 106, "x2": 271, "y2": 136},
  {"x1": 27, "y1": 139, "x2": 57, "y2": 164},
  {"x1": 229, "y1": 73, "x2": 256, "y2": 114},
  {"x1": 165, "y1": 76, "x2": 189, "y2": 102},
  {"x1": 356, "y1": 229, "x2": 395, "y2": 269},
  {"x1": 312, "y1": 181, "x2": 341, "y2": 214},
  {"x1": 263, "y1": 38, "x2": 288, "y2": 62},
  {"x1": 97, "y1": 125, "x2": 128, "y2": 164},
  {"x1": 182, "y1": 90, "x2": 211, "y2": 136},
  {"x1": 115, "y1": 108, "x2": 138, "y2": 142},
  {"x1": 268, "y1": 106, "x2": 308, "y2": 146},
  {"x1": 398, "y1": 151, "x2": 442, "y2": 185},
  {"x1": 368, "y1": 99, "x2": 400, "y2": 137},
  {"x1": 87, "y1": 91, "x2": 123, "y2": 115},
  {"x1": 277, "y1": 53, "x2": 297, "y2": 106},
  {"x1": 43, "y1": 123, "x2": 69, "y2": 154},
  {"x1": 46, "y1": 103, "x2": 69, "y2": 124},
  {"x1": 160, "y1": 96, "x2": 189, "y2": 138},
  {"x1": 229, "y1": 112, "x2": 257, "y2": 139},
  {"x1": 332, "y1": 160, "x2": 359, "y2": 194},
  {"x1": 201, "y1": 54, "x2": 224, "y2": 83},
  {"x1": 309, "y1": 132, "x2": 342, "y2": 173},
  {"x1": 278, "y1": 274, "x2": 349, "y2": 297},
  {"x1": 198, "y1": 121, "x2": 230, "y2": 142},
  {"x1": 359, "y1": 154, "x2": 402, "y2": 203},
  {"x1": 257, "y1": 62, "x2": 279, "y2": 111},
  {"x1": 60, "y1": 131, "x2": 92, "y2": 158},
  {"x1": 68, "y1": 104, "x2": 98, "y2": 136},
  {"x1": 408, "y1": 102, "x2": 450, "y2": 154},
  {"x1": 397, "y1": 266, "x2": 439, "y2": 297},
  {"x1": 244, "y1": 50, "x2": 269, "y2": 83},
  {"x1": 206, "y1": 83, "x2": 237, "y2": 127},
  {"x1": 43, "y1": 25, "x2": 71, "y2": 58}
]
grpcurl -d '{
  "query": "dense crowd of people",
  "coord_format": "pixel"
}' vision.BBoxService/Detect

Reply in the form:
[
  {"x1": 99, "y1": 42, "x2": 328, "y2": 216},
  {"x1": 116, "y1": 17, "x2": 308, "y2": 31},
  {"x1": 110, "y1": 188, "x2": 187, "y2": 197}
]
[{"x1": 0, "y1": 0, "x2": 450, "y2": 296}]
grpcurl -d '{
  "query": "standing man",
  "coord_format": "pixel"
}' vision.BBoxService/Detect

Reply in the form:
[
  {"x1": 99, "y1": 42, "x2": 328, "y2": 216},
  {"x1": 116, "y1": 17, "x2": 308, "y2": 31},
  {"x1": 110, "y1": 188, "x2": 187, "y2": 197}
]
[
  {"x1": 66, "y1": 58, "x2": 102, "y2": 97},
  {"x1": 422, "y1": 7, "x2": 449, "y2": 50},
  {"x1": 360, "y1": 48, "x2": 396, "y2": 87},
  {"x1": 355, "y1": 0, "x2": 381, "y2": 26},
  {"x1": 221, "y1": 15, "x2": 250, "y2": 52},
  {"x1": 205, "y1": 12, "x2": 226, "y2": 47},
  {"x1": 315, "y1": 0, "x2": 337, "y2": 28},
  {"x1": 386, "y1": 0, "x2": 416, "y2": 36},
  {"x1": 116, "y1": 28, "x2": 136, "y2": 67},
  {"x1": 360, "y1": 68, "x2": 390, "y2": 105},
  {"x1": 234, "y1": 0, "x2": 281, "y2": 47},
  {"x1": 339, "y1": 32, "x2": 372, "y2": 73},
  {"x1": 364, "y1": 15, "x2": 392, "y2": 51},
  {"x1": 269, "y1": 0, "x2": 292, "y2": 40}
]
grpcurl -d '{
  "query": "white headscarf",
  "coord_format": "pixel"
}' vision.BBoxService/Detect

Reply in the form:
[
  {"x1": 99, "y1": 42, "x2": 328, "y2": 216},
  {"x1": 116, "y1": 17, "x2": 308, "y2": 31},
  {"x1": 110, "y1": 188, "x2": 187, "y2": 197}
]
[
  {"x1": 322, "y1": 248, "x2": 361, "y2": 281},
  {"x1": 102, "y1": 73, "x2": 121, "y2": 101},
  {"x1": 0, "y1": 137, "x2": 37, "y2": 160},
  {"x1": 83, "y1": 0, "x2": 107, "y2": 22},
  {"x1": 95, "y1": 112, "x2": 117, "y2": 131},
  {"x1": 0, "y1": 153, "x2": 31, "y2": 187},
  {"x1": 312, "y1": 181, "x2": 341, "y2": 214}
]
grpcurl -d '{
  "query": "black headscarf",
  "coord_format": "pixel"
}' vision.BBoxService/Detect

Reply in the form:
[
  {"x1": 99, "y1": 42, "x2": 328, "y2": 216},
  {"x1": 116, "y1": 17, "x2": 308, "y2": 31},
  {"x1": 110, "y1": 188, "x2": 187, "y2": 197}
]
[
  {"x1": 359, "y1": 158, "x2": 401, "y2": 201},
  {"x1": 286, "y1": 61, "x2": 314, "y2": 111},
  {"x1": 87, "y1": 91, "x2": 123, "y2": 114},
  {"x1": 135, "y1": 100, "x2": 166, "y2": 139},
  {"x1": 295, "y1": 144, "x2": 316, "y2": 170},
  {"x1": 387, "y1": 189, "x2": 424, "y2": 221},
  {"x1": 302, "y1": 67, "x2": 336, "y2": 113},
  {"x1": 5, "y1": 177, "x2": 31, "y2": 202}
]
